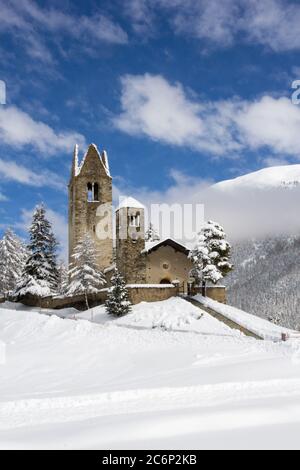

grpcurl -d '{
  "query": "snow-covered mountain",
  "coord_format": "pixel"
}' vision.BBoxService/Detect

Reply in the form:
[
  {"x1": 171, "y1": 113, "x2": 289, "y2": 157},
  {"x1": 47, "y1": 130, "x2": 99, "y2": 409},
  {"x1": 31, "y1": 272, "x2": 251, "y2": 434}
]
[
  {"x1": 201, "y1": 164, "x2": 300, "y2": 241},
  {"x1": 213, "y1": 164, "x2": 300, "y2": 191},
  {"x1": 201, "y1": 165, "x2": 300, "y2": 329}
]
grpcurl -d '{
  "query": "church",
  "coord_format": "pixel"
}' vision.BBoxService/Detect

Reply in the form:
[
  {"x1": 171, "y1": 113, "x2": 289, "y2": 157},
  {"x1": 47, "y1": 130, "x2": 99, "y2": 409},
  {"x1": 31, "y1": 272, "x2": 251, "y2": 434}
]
[{"x1": 68, "y1": 143, "x2": 193, "y2": 292}]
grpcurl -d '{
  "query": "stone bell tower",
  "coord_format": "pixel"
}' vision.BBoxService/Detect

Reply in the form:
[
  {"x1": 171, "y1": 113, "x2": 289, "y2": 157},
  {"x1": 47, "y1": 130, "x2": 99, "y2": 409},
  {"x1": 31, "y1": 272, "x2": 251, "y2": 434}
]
[
  {"x1": 116, "y1": 197, "x2": 147, "y2": 284},
  {"x1": 68, "y1": 143, "x2": 113, "y2": 271}
]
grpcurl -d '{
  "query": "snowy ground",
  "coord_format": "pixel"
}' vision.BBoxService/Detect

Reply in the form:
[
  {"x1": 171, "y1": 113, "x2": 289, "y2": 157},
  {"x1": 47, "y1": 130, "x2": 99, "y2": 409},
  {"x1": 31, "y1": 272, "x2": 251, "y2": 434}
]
[{"x1": 0, "y1": 298, "x2": 300, "y2": 450}]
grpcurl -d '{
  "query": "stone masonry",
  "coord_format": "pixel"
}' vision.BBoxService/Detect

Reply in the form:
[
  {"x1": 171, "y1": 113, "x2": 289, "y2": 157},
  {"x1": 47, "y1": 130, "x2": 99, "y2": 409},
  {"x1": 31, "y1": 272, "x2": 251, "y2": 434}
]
[{"x1": 68, "y1": 144, "x2": 113, "y2": 271}]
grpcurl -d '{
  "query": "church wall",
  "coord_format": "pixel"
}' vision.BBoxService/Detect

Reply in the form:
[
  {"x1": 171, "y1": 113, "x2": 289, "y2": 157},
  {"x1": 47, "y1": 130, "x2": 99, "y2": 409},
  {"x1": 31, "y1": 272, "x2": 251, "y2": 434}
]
[{"x1": 145, "y1": 245, "x2": 193, "y2": 292}]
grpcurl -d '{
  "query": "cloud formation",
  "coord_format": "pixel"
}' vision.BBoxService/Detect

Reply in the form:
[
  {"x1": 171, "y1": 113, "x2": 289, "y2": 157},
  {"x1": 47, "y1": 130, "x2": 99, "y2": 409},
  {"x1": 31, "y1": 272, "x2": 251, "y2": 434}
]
[
  {"x1": 0, "y1": 106, "x2": 86, "y2": 156},
  {"x1": 126, "y1": 0, "x2": 300, "y2": 52},
  {"x1": 0, "y1": 158, "x2": 66, "y2": 191},
  {"x1": 116, "y1": 165, "x2": 300, "y2": 242},
  {"x1": 114, "y1": 74, "x2": 300, "y2": 158},
  {"x1": 0, "y1": 0, "x2": 128, "y2": 63}
]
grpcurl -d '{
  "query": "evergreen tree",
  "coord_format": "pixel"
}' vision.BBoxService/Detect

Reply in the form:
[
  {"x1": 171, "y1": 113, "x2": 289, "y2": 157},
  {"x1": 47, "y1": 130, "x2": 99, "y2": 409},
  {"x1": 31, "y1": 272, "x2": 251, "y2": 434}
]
[
  {"x1": 189, "y1": 221, "x2": 233, "y2": 295},
  {"x1": 0, "y1": 229, "x2": 27, "y2": 296},
  {"x1": 57, "y1": 262, "x2": 69, "y2": 296},
  {"x1": 67, "y1": 234, "x2": 106, "y2": 309},
  {"x1": 15, "y1": 205, "x2": 59, "y2": 298},
  {"x1": 105, "y1": 269, "x2": 132, "y2": 317},
  {"x1": 145, "y1": 223, "x2": 160, "y2": 242}
]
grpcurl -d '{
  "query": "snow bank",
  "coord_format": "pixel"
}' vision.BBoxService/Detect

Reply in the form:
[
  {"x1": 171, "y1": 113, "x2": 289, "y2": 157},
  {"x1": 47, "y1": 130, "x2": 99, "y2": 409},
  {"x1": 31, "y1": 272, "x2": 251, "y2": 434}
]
[
  {"x1": 76, "y1": 297, "x2": 239, "y2": 336},
  {"x1": 194, "y1": 295, "x2": 294, "y2": 341}
]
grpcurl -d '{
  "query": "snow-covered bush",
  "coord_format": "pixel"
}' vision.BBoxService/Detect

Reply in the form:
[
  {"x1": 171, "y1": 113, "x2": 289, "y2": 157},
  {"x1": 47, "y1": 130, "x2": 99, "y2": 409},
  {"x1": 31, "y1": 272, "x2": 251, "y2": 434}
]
[
  {"x1": 105, "y1": 269, "x2": 132, "y2": 317},
  {"x1": 15, "y1": 205, "x2": 59, "y2": 298},
  {"x1": 189, "y1": 221, "x2": 233, "y2": 293},
  {"x1": 67, "y1": 234, "x2": 106, "y2": 309}
]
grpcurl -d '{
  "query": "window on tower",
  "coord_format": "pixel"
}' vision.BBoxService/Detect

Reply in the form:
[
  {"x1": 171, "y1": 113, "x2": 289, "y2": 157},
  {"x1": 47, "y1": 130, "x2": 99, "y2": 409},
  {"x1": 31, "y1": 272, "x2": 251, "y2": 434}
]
[
  {"x1": 129, "y1": 212, "x2": 141, "y2": 228},
  {"x1": 87, "y1": 183, "x2": 99, "y2": 202},
  {"x1": 94, "y1": 183, "x2": 99, "y2": 201},
  {"x1": 87, "y1": 183, "x2": 93, "y2": 202}
]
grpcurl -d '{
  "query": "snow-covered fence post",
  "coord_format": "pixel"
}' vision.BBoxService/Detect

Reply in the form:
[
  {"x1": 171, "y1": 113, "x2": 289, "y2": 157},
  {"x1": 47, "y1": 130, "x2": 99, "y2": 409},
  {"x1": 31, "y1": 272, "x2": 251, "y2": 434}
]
[{"x1": 281, "y1": 333, "x2": 288, "y2": 342}]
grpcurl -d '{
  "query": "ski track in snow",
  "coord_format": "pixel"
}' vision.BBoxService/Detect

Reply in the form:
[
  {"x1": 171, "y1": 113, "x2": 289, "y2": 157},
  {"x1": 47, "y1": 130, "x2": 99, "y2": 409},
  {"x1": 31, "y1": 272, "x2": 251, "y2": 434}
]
[{"x1": 2, "y1": 379, "x2": 300, "y2": 431}]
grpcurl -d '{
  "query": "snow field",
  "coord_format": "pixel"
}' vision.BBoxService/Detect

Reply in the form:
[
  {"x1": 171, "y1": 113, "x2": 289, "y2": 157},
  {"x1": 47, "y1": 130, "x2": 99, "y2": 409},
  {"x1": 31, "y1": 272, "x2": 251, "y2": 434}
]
[{"x1": 0, "y1": 297, "x2": 300, "y2": 449}]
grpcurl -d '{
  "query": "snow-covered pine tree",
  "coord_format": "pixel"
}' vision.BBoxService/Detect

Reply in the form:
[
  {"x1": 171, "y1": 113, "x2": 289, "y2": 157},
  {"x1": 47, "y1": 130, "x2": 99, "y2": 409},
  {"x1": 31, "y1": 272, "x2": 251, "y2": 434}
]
[
  {"x1": 57, "y1": 262, "x2": 69, "y2": 296},
  {"x1": 67, "y1": 234, "x2": 106, "y2": 309},
  {"x1": 145, "y1": 223, "x2": 160, "y2": 242},
  {"x1": 0, "y1": 228, "x2": 27, "y2": 296},
  {"x1": 15, "y1": 205, "x2": 59, "y2": 298},
  {"x1": 189, "y1": 221, "x2": 233, "y2": 295},
  {"x1": 105, "y1": 269, "x2": 132, "y2": 317}
]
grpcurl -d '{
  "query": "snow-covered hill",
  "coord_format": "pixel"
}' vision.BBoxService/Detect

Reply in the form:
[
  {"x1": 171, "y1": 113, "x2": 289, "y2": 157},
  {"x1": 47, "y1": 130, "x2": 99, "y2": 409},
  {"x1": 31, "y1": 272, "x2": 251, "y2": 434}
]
[
  {"x1": 0, "y1": 299, "x2": 300, "y2": 450},
  {"x1": 213, "y1": 164, "x2": 300, "y2": 191}
]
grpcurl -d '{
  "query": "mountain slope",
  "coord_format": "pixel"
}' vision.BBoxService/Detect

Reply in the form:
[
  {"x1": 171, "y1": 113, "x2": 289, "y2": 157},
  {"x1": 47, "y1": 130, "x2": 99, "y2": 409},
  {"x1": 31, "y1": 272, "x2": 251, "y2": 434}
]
[
  {"x1": 226, "y1": 236, "x2": 300, "y2": 330},
  {"x1": 213, "y1": 164, "x2": 300, "y2": 191}
]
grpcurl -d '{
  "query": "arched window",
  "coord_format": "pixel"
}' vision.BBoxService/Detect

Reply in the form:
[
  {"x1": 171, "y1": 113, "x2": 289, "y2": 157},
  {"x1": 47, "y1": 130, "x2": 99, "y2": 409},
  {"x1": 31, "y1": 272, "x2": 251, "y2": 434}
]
[
  {"x1": 87, "y1": 182, "x2": 99, "y2": 202},
  {"x1": 129, "y1": 212, "x2": 141, "y2": 227},
  {"x1": 87, "y1": 183, "x2": 93, "y2": 202}
]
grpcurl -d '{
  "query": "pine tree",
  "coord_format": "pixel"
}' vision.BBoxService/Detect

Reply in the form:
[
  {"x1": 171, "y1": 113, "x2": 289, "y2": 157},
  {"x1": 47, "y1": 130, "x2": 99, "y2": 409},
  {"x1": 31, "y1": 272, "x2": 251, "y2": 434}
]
[
  {"x1": 57, "y1": 262, "x2": 69, "y2": 296},
  {"x1": 67, "y1": 234, "x2": 106, "y2": 309},
  {"x1": 145, "y1": 223, "x2": 160, "y2": 242},
  {"x1": 0, "y1": 229, "x2": 27, "y2": 296},
  {"x1": 105, "y1": 269, "x2": 132, "y2": 317},
  {"x1": 15, "y1": 205, "x2": 59, "y2": 298},
  {"x1": 189, "y1": 221, "x2": 233, "y2": 295}
]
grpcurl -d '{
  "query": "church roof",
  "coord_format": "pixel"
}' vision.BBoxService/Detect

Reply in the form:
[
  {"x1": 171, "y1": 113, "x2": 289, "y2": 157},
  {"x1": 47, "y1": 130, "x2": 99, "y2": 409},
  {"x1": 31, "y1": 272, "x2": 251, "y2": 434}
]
[
  {"x1": 116, "y1": 197, "x2": 145, "y2": 211},
  {"x1": 73, "y1": 144, "x2": 111, "y2": 178},
  {"x1": 142, "y1": 238, "x2": 190, "y2": 256}
]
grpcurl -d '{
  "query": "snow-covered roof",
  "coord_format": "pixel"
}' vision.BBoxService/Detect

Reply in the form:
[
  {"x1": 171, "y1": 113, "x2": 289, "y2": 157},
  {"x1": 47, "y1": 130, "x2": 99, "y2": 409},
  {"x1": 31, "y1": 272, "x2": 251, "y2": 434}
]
[
  {"x1": 116, "y1": 197, "x2": 145, "y2": 211},
  {"x1": 142, "y1": 238, "x2": 190, "y2": 256}
]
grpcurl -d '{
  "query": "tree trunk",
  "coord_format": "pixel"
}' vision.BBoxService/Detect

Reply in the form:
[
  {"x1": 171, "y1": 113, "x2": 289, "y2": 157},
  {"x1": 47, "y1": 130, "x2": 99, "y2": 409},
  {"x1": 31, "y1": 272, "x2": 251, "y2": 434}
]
[
  {"x1": 85, "y1": 291, "x2": 89, "y2": 310},
  {"x1": 202, "y1": 280, "x2": 206, "y2": 297}
]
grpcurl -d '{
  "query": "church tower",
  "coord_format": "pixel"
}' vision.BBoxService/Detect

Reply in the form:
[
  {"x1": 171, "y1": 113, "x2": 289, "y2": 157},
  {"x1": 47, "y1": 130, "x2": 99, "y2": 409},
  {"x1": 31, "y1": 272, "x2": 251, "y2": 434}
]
[
  {"x1": 116, "y1": 197, "x2": 147, "y2": 284},
  {"x1": 68, "y1": 144, "x2": 113, "y2": 271}
]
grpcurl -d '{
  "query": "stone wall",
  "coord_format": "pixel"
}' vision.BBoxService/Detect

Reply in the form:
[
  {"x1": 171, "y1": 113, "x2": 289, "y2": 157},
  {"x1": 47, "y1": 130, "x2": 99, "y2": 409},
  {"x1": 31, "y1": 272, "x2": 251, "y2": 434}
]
[
  {"x1": 14, "y1": 285, "x2": 180, "y2": 311},
  {"x1": 127, "y1": 285, "x2": 179, "y2": 304},
  {"x1": 191, "y1": 286, "x2": 227, "y2": 304}
]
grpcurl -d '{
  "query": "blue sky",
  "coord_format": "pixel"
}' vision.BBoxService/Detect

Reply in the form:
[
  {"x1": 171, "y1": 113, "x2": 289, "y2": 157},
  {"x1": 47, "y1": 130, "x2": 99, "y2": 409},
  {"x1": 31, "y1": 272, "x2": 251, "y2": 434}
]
[{"x1": 1, "y1": 0, "x2": 300, "y2": 253}]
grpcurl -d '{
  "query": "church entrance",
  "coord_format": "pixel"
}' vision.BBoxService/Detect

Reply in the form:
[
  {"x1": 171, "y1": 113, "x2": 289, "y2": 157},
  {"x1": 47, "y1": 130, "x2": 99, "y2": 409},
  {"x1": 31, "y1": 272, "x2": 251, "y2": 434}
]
[{"x1": 160, "y1": 278, "x2": 172, "y2": 284}]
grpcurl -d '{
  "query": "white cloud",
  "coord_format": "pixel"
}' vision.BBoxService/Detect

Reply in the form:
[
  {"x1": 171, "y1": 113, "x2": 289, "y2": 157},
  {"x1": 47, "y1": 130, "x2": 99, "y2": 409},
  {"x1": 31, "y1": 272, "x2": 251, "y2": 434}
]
[
  {"x1": 126, "y1": 0, "x2": 300, "y2": 52},
  {"x1": 114, "y1": 74, "x2": 204, "y2": 146},
  {"x1": 0, "y1": 158, "x2": 66, "y2": 191},
  {"x1": 237, "y1": 96, "x2": 300, "y2": 156},
  {"x1": 116, "y1": 166, "x2": 300, "y2": 242},
  {"x1": 0, "y1": 0, "x2": 128, "y2": 63},
  {"x1": 114, "y1": 74, "x2": 300, "y2": 159},
  {"x1": 0, "y1": 106, "x2": 86, "y2": 156},
  {"x1": 113, "y1": 74, "x2": 242, "y2": 155}
]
